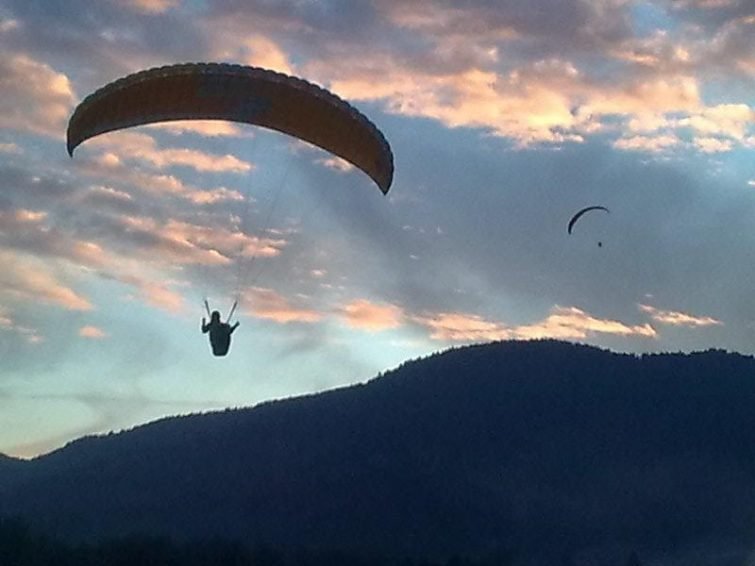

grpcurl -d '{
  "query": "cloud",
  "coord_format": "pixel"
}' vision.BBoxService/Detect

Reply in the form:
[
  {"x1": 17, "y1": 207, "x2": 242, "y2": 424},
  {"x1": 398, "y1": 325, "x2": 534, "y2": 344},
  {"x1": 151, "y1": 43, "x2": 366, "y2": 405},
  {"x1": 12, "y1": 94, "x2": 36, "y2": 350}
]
[
  {"x1": 321, "y1": 57, "x2": 586, "y2": 145},
  {"x1": 86, "y1": 131, "x2": 253, "y2": 174},
  {"x1": 243, "y1": 287, "x2": 322, "y2": 323},
  {"x1": 75, "y1": 185, "x2": 140, "y2": 215},
  {"x1": 413, "y1": 306, "x2": 657, "y2": 342},
  {"x1": 109, "y1": 216, "x2": 285, "y2": 266},
  {"x1": 0, "y1": 203, "x2": 192, "y2": 316},
  {"x1": 79, "y1": 325, "x2": 108, "y2": 339},
  {"x1": 130, "y1": 279, "x2": 186, "y2": 314},
  {"x1": 307, "y1": 43, "x2": 733, "y2": 150},
  {"x1": 0, "y1": 142, "x2": 22, "y2": 154},
  {"x1": 0, "y1": 207, "x2": 108, "y2": 268},
  {"x1": 515, "y1": 306, "x2": 658, "y2": 340},
  {"x1": 378, "y1": 0, "x2": 631, "y2": 48},
  {"x1": 317, "y1": 156, "x2": 355, "y2": 173},
  {"x1": 694, "y1": 137, "x2": 733, "y2": 153},
  {"x1": 0, "y1": 308, "x2": 44, "y2": 344},
  {"x1": 0, "y1": 250, "x2": 92, "y2": 311},
  {"x1": 0, "y1": 53, "x2": 74, "y2": 137},
  {"x1": 76, "y1": 150, "x2": 246, "y2": 205},
  {"x1": 639, "y1": 304, "x2": 723, "y2": 327},
  {"x1": 413, "y1": 311, "x2": 511, "y2": 342},
  {"x1": 0, "y1": 17, "x2": 19, "y2": 33},
  {"x1": 223, "y1": 34, "x2": 295, "y2": 74},
  {"x1": 147, "y1": 120, "x2": 248, "y2": 138},
  {"x1": 679, "y1": 104, "x2": 754, "y2": 140},
  {"x1": 339, "y1": 299, "x2": 404, "y2": 331},
  {"x1": 122, "y1": 0, "x2": 180, "y2": 15},
  {"x1": 13, "y1": 209, "x2": 47, "y2": 222},
  {"x1": 228, "y1": 2, "x2": 747, "y2": 154},
  {"x1": 613, "y1": 133, "x2": 681, "y2": 152}
]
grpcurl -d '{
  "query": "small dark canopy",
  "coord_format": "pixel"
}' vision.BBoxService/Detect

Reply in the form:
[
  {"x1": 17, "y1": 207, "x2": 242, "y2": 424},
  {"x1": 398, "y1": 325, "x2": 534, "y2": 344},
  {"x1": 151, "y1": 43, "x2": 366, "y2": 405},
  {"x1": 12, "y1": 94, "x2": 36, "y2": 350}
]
[{"x1": 567, "y1": 205, "x2": 610, "y2": 234}]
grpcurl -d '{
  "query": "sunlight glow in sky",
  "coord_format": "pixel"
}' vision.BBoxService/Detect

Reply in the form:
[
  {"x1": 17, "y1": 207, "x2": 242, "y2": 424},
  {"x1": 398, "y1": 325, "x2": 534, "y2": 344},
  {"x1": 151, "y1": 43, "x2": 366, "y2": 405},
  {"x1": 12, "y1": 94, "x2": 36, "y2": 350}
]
[{"x1": 1, "y1": 0, "x2": 755, "y2": 457}]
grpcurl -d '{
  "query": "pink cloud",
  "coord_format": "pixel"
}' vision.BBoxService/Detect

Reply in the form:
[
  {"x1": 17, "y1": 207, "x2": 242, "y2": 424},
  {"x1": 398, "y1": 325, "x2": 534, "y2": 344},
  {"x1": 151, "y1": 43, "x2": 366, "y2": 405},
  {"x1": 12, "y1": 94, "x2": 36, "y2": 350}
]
[
  {"x1": 316, "y1": 156, "x2": 355, "y2": 173},
  {"x1": 148, "y1": 120, "x2": 248, "y2": 137},
  {"x1": 137, "y1": 282, "x2": 185, "y2": 314},
  {"x1": 118, "y1": 217, "x2": 286, "y2": 265},
  {"x1": 0, "y1": 307, "x2": 12, "y2": 328},
  {"x1": 76, "y1": 152, "x2": 245, "y2": 205},
  {"x1": 122, "y1": 0, "x2": 179, "y2": 15},
  {"x1": 86, "y1": 131, "x2": 252, "y2": 174},
  {"x1": 243, "y1": 287, "x2": 322, "y2": 323},
  {"x1": 514, "y1": 307, "x2": 657, "y2": 340},
  {"x1": 413, "y1": 311, "x2": 510, "y2": 342},
  {"x1": 339, "y1": 299, "x2": 404, "y2": 331},
  {"x1": 0, "y1": 142, "x2": 22, "y2": 154},
  {"x1": 0, "y1": 251, "x2": 92, "y2": 311},
  {"x1": 79, "y1": 325, "x2": 108, "y2": 339},
  {"x1": 414, "y1": 306, "x2": 657, "y2": 342},
  {"x1": 0, "y1": 53, "x2": 74, "y2": 137},
  {"x1": 117, "y1": 273, "x2": 186, "y2": 314},
  {"x1": 0, "y1": 208, "x2": 108, "y2": 269},
  {"x1": 694, "y1": 137, "x2": 733, "y2": 153},
  {"x1": 638, "y1": 304, "x2": 723, "y2": 327},
  {"x1": 0, "y1": 306, "x2": 43, "y2": 343},
  {"x1": 613, "y1": 134, "x2": 681, "y2": 152}
]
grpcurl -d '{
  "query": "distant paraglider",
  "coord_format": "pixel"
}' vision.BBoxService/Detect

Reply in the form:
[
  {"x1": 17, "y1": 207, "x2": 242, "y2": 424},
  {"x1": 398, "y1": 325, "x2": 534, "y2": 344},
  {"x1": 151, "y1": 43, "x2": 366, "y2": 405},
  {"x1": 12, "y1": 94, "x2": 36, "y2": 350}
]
[{"x1": 567, "y1": 206, "x2": 610, "y2": 247}]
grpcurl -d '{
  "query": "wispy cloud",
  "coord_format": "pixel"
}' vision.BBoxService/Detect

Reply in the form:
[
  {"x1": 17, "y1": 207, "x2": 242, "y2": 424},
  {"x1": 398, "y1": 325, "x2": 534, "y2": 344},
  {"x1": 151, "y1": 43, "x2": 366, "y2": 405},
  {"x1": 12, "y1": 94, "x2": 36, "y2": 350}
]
[
  {"x1": 110, "y1": 216, "x2": 285, "y2": 266},
  {"x1": 317, "y1": 156, "x2": 355, "y2": 173},
  {"x1": 0, "y1": 311, "x2": 44, "y2": 344},
  {"x1": 0, "y1": 251, "x2": 92, "y2": 311},
  {"x1": 243, "y1": 287, "x2": 322, "y2": 323},
  {"x1": 413, "y1": 311, "x2": 510, "y2": 342},
  {"x1": 108, "y1": 272, "x2": 187, "y2": 314},
  {"x1": 0, "y1": 142, "x2": 22, "y2": 154},
  {"x1": 148, "y1": 120, "x2": 248, "y2": 138},
  {"x1": 639, "y1": 304, "x2": 723, "y2": 327},
  {"x1": 86, "y1": 131, "x2": 253, "y2": 174},
  {"x1": 515, "y1": 307, "x2": 657, "y2": 340},
  {"x1": 76, "y1": 152, "x2": 245, "y2": 205},
  {"x1": 614, "y1": 134, "x2": 681, "y2": 152},
  {"x1": 413, "y1": 306, "x2": 657, "y2": 342},
  {"x1": 212, "y1": 34, "x2": 295, "y2": 75},
  {"x1": 79, "y1": 325, "x2": 108, "y2": 339},
  {"x1": 122, "y1": 0, "x2": 180, "y2": 15},
  {"x1": 339, "y1": 299, "x2": 404, "y2": 331},
  {"x1": 0, "y1": 53, "x2": 74, "y2": 137}
]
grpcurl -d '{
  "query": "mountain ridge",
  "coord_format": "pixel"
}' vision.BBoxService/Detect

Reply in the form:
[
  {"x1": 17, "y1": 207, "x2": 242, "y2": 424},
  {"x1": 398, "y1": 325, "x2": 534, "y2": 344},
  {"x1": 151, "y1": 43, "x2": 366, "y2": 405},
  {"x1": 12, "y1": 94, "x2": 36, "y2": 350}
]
[{"x1": 3, "y1": 339, "x2": 755, "y2": 565}]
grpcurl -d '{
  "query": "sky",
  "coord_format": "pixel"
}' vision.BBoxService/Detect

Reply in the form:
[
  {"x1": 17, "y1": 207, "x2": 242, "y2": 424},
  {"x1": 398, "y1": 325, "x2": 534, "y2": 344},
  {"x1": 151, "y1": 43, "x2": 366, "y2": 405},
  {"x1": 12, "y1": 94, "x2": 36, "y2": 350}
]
[{"x1": 1, "y1": 0, "x2": 755, "y2": 458}]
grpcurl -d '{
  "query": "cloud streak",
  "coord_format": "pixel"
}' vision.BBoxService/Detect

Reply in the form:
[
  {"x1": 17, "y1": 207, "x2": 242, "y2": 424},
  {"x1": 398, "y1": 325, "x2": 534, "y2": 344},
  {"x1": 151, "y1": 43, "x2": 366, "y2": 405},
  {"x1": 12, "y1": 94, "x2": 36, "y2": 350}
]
[
  {"x1": 339, "y1": 299, "x2": 403, "y2": 331},
  {"x1": 413, "y1": 306, "x2": 657, "y2": 342},
  {"x1": 0, "y1": 52, "x2": 74, "y2": 137},
  {"x1": 243, "y1": 287, "x2": 322, "y2": 323},
  {"x1": 0, "y1": 250, "x2": 92, "y2": 311},
  {"x1": 639, "y1": 304, "x2": 723, "y2": 327},
  {"x1": 79, "y1": 325, "x2": 108, "y2": 339}
]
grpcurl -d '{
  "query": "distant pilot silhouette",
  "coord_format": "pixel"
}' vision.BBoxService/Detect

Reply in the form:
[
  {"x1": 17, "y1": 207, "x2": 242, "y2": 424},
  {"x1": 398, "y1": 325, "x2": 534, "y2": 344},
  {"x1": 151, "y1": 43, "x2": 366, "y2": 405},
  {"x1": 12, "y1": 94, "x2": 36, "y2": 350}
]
[{"x1": 202, "y1": 310, "x2": 239, "y2": 357}]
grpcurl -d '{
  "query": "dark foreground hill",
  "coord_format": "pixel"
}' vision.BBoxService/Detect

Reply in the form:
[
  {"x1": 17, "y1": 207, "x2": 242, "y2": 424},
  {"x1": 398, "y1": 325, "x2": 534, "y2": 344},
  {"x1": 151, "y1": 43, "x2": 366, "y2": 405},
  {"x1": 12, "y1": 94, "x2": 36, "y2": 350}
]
[{"x1": 3, "y1": 340, "x2": 755, "y2": 565}]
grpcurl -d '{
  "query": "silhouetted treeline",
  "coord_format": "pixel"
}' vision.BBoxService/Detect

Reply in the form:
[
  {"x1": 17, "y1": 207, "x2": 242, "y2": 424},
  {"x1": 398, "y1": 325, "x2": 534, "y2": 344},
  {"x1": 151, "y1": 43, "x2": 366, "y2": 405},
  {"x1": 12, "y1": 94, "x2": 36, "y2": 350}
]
[
  {"x1": 2, "y1": 340, "x2": 749, "y2": 563},
  {"x1": 0, "y1": 517, "x2": 521, "y2": 566}
]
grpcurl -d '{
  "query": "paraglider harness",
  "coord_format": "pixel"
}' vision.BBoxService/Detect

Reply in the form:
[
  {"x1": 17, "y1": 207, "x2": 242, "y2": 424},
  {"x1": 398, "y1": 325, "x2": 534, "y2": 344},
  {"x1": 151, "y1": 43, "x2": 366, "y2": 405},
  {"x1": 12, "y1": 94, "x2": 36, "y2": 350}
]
[{"x1": 203, "y1": 300, "x2": 239, "y2": 357}]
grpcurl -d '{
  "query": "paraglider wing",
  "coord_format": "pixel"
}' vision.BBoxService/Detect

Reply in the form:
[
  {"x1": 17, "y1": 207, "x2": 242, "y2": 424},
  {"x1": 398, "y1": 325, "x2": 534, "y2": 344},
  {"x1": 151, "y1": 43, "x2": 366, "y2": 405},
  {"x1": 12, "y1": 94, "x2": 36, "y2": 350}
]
[
  {"x1": 567, "y1": 206, "x2": 610, "y2": 234},
  {"x1": 66, "y1": 63, "x2": 394, "y2": 194}
]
